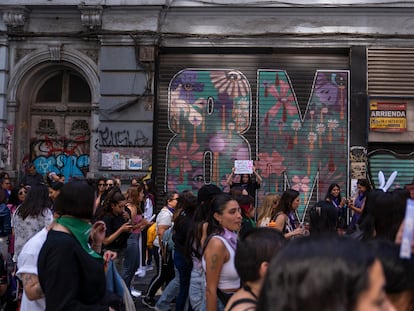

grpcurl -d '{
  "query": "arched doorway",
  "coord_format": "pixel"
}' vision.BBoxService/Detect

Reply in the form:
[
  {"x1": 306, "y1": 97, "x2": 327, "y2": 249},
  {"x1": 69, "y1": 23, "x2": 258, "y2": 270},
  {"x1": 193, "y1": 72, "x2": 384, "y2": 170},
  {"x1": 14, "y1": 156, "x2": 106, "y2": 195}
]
[
  {"x1": 29, "y1": 68, "x2": 92, "y2": 180},
  {"x1": 8, "y1": 47, "x2": 100, "y2": 182}
]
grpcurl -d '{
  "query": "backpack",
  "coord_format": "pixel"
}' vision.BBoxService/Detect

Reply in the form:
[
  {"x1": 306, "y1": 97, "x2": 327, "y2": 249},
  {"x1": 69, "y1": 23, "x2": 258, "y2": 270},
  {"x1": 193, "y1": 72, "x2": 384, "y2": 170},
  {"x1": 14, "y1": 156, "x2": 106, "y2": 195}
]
[
  {"x1": 146, "y1": 222, "x2": 156, "y2": 248},
  {"x1": 161, "y1": 226, "x2": 174, "y2": 253}
]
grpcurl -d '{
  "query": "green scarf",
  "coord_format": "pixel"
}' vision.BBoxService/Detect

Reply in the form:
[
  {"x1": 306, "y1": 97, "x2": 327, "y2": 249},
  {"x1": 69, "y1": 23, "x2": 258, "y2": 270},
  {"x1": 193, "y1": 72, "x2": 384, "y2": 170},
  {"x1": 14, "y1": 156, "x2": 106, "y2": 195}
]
[{"x1": 56, "y1": 216, "x2": 103, "y2": 262}]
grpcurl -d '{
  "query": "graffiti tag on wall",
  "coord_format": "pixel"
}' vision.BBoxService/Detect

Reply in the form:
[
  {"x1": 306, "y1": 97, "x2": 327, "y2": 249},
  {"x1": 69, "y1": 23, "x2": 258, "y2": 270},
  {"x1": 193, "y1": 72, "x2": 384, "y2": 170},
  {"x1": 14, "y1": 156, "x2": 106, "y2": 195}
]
[
  {"x1": 31, "y1": 136, "x2": 90, "y2": 179},
  {"x1": 98, "y1": 127, "x2": 149, "y2": 147}
]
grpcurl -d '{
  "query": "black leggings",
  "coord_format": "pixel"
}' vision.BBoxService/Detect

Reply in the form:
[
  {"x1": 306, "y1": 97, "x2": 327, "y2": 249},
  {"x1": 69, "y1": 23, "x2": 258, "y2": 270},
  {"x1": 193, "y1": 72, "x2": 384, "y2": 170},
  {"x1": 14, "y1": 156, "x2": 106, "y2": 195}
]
[
  {"x1": 144, "y1": 246, "x2": 175, "y2": 298},
  {"x1": 141, "y1": 227, "x2": 148, "y2": 265}
]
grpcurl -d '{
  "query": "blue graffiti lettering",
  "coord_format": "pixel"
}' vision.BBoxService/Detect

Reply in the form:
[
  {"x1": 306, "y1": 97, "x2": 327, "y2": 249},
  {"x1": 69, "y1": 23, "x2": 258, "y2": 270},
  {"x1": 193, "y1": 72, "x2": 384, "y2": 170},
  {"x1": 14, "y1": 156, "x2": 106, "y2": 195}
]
[{"x1": 33, "y1": 154, "x2": 90, "y2": 180}]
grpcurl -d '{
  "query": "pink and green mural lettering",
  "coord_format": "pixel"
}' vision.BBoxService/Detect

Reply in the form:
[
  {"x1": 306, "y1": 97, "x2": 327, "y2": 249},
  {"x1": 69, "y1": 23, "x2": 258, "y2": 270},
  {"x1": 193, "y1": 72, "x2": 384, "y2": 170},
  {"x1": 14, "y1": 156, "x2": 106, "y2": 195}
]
[
  {"x1": 256, "y1": 70, "x2": 349, "y2": 220},
  {"x1": 166, "y1": 69, "x2": 252, "y2": 192},
  {"x1": 166, "y1": 68, "x2": 349, "y2": 221}
]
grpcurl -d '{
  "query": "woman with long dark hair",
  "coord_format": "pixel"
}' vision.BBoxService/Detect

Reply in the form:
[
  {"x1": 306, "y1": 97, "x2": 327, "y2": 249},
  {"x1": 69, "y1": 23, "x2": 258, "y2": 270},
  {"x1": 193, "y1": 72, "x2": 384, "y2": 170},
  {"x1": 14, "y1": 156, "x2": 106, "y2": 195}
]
[
  {"x1": 349, "y1": 178, "x2": 372, "y2": 231},
  {"x1": 93, "y1": 177, "x2": 107, "y2": 222},
  {"x1": 8, "y1": 185, "x2": 28, "y2": 258},
  {"x1": 170, "y1": 191, "x2": 198, "y2": 311},
  {"x1": 97, "y1": 187, "x2": 134, "y2": 273},
  {"x1": 203, "y1": 193, "x2": 242, "y2": 311},
  {"x1": 271, "y1": 189, "x2": 304, "y2": 239},
  {"x1": 186, "y1": 184, "x2": 223, "y2": 311},
  {"x1": 226, "y1": 167, "x2": 262, "y2": 200},
  {"x1": 310, "y1": 183, "x2": 347, "y2": 235},
  {"x1": 12, "y1": 183, "x2": 53, "y2": 262}
]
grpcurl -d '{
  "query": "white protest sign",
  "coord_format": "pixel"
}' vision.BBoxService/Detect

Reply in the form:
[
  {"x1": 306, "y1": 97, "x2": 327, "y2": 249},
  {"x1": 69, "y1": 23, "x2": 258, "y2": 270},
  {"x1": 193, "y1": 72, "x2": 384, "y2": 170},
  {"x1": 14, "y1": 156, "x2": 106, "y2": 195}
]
[{"x1": 234, "y1": 160, "x2": 253, "y2": 174}]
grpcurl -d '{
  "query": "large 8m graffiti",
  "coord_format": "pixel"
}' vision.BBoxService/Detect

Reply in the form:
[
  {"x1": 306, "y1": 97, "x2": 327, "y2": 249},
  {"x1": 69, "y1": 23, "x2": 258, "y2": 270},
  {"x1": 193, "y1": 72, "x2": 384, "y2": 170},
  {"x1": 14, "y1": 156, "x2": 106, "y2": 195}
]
[{"x1": 165, "y1": 68, "x2": 349, "y2": 220}]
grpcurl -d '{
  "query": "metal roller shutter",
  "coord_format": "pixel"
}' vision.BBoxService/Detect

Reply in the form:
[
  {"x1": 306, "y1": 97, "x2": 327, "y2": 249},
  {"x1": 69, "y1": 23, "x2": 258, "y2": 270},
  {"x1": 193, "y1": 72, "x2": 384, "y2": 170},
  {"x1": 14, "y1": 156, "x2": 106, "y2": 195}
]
[
  {"x1": 368, "y1": 150, "x2": 414, "y2": 190},
  {"x1": 368, "y1": 48, "x2": 414, "y2": 190},
  {"x1": 368, "y1": 48, "x2": 414, "y2": 97},
  {"x1": 156, "y1": 48, "x2": 349, "y2": 219}
]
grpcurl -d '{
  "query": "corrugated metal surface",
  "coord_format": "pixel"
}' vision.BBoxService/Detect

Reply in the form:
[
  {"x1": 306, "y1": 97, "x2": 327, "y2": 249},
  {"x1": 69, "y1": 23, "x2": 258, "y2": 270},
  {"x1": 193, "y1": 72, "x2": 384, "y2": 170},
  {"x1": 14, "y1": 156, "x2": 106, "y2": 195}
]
[
  {"x1": 368, "y1": 48, "x2": 414, "y2": 97},
  {"x1": 156, "y1": 49, "x2": 349, "y2": 212},
  {"x1": 367, "y1": 48, "x2": 414, "y2": 190},
  {"x1": 368, "y1": 150, "x2": 414, "y2": 190},
  {"x1": 257, "y1": 69, "x2": 349, "y2": 222}
]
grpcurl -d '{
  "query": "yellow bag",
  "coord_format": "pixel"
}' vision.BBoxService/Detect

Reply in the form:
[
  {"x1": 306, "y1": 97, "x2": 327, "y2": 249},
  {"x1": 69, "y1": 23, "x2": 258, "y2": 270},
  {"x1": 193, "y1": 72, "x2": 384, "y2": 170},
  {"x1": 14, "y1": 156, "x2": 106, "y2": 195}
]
[{"x1": 147, "y1": 222, "x2": 156, "y2": 247}]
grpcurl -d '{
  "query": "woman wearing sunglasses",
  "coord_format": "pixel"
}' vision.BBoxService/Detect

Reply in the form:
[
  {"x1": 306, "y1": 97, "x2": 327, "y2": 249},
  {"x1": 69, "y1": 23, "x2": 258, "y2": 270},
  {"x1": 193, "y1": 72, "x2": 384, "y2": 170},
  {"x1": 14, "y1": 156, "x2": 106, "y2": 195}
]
[
  {"x1": 93, "y1": 178, "x2": 107, "y2": 222},
  {"x1": 12, "y1": 183, "x2": 53, "y2": 263},
  {"x1": 7, "y1": 185, "x2": 28, "y2": 262}
]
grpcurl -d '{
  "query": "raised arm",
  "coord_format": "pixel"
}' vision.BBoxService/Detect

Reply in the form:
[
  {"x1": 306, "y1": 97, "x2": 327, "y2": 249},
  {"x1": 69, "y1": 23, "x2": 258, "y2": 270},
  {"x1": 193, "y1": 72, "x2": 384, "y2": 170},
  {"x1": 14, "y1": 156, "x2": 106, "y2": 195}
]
[
  {"x1": 252, "y1": 166, "x2": 263, "y2": 184},
  {"x1": 226, "y1": 167, "x2": 236, "y2": 186}
]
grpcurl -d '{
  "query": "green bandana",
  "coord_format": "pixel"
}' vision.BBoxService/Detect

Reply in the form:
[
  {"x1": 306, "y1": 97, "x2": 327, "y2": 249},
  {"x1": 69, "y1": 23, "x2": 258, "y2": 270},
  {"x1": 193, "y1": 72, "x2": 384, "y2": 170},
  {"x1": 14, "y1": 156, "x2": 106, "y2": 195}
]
[{"x1": 56, "y1": 216, "x2": 103, "y2": 262}]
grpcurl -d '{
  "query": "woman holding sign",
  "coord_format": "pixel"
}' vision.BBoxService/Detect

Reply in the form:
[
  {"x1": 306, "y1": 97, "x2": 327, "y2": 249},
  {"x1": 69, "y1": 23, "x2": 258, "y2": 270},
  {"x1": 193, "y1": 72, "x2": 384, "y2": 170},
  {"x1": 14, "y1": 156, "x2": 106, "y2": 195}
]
[{"x1": 226, "y1": 161, "x2": 262, "y2": 200}]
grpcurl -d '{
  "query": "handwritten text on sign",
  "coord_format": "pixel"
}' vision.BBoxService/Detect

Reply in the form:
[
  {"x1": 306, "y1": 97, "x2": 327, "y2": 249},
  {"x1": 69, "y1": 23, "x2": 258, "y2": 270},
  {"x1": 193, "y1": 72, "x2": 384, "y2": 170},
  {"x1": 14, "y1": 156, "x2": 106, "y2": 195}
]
[{"x1": 234, "y1": 160, "x2": 253, "y2": 174}]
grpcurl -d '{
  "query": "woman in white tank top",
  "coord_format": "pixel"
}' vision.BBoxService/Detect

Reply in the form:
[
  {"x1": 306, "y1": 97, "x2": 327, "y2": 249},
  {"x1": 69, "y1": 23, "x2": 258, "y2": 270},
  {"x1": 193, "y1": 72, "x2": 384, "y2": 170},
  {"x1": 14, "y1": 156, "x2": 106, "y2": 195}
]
[{"x1": 203, "y1": 193, "x2": 242, "y2": 311}]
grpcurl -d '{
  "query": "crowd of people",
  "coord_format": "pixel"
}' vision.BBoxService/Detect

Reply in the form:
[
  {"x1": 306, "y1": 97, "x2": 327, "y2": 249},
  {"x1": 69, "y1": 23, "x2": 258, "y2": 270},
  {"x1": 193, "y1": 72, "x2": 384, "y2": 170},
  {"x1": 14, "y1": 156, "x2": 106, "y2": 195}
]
[
  {"x1": 138, "y1": 167, "x2": 413, "y2": 311},
  {"x1": 0, "y1": 165, "x2": 158, "y2": 311},
  {"x1": 0, "y1": 163, "x2": 411, "y2": 311}
]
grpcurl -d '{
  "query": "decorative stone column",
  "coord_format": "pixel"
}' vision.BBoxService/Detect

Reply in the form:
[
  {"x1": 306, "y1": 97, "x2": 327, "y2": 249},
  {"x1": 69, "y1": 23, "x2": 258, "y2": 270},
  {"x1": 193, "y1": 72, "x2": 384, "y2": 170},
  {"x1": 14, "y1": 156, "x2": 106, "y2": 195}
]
[
  {"x1": 2, "y1": 6, "x2": 29, "y2": 33},
  {"x1": 88, "y1": 102, "x2": 101, "y2": 178},
  {"x1": 6, "y1": 100, "x2": 17, "y2": 172},
  {"x1": 78, "y1": 5, "x2": 103, "y2": 31}
]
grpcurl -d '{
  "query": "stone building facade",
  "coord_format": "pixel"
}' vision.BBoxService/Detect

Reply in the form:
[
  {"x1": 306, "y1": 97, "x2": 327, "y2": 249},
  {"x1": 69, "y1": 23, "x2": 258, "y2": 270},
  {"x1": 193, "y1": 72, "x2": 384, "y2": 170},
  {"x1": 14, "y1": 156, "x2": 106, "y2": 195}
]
[{"x1": 2, "y1": 1, "x2": 414, "y2": 213}]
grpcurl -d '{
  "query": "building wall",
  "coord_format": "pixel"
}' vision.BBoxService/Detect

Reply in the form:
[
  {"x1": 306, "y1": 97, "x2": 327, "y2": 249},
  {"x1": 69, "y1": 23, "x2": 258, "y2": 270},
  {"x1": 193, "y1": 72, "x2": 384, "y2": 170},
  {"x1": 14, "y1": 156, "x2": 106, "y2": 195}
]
[{"x1": 1, "y1": 1, "x2": 414, "y2": 204}]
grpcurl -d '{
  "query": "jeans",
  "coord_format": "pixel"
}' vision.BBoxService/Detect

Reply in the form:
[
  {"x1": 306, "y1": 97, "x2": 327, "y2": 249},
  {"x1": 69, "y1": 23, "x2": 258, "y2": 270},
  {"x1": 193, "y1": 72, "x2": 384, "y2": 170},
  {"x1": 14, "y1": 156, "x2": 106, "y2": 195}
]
[
  {"x1": 113, "y1": 248, "x2": 126, "y2": 276},
  {"x1": 217, "y1": 298, "x2": 225, "y2": 311},
  {"x1": 189, "y1": 265, "x2": 206, "y2": 311},
  {"x1": 122, "y1": 233, "x2": 140, "y2": 288},
  {"x1": 155, "y1": 265, "x2": 180, "y2": 311},
  {"x1": 0, "y1": 237, "x2": 8, "y2": 263},
  {"x1": 174, "y1": 250, "x2": 193, "y2": 311}
]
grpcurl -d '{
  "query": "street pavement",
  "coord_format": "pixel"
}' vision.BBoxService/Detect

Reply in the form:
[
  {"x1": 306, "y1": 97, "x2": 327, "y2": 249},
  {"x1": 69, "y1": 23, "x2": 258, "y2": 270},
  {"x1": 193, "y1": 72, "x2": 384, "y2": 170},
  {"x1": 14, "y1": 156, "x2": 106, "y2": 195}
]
[{"x1": 131, "y1": 265, "x2": 157, "y2": 309}]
